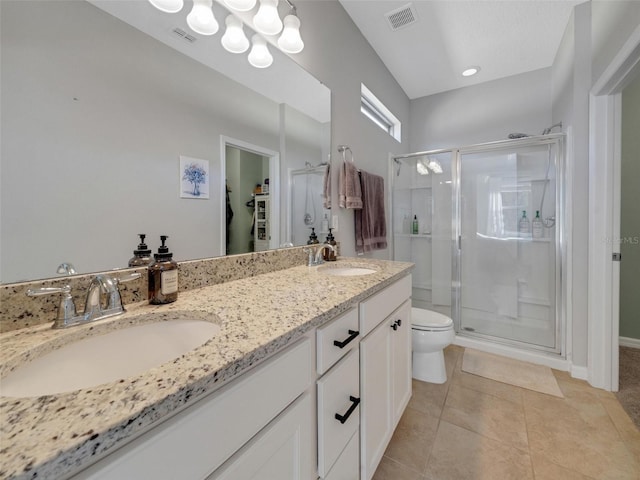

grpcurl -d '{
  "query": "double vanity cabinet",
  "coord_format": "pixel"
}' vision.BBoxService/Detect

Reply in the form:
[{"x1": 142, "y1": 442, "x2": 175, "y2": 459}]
[
  {"x1": 71, "y1": 274, "x2": 412, "y2": 480},
  {"x1": 0, "y1": 260, "x2": 412, "y2": 480}
]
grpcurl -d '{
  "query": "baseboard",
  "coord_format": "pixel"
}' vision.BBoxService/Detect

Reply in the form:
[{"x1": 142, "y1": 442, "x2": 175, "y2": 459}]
[
  {"x1": 570, "y1": 364, "x2": 588, "y2": 380},
  {"x1": 619, "y1": 336, "x2": 640, "y2": 349}
]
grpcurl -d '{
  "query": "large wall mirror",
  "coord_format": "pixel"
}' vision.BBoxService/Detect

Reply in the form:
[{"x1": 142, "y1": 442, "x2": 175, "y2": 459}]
[{"x1": 0, "y1": 0, "x2": 330, "y2": 283}]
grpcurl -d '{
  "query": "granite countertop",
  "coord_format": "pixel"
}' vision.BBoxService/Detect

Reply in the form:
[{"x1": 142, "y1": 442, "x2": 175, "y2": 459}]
[{"x1": 0, "y1": 258, "x2": 413, "y2": 480}]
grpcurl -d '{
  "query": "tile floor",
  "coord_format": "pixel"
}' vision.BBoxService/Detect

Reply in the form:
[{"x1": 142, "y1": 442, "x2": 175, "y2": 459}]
[{"x1": 373, "y1": 346, "x2": 640, "y2": 480}]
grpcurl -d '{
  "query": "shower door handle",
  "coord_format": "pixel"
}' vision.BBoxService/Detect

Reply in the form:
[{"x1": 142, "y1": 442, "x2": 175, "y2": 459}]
[{"x1": 458, "y1": 235, "x2": 462, "y2": 250}]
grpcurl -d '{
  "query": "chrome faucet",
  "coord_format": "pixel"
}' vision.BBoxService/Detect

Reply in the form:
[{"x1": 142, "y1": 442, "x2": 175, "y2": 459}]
[
  {"x1": 303, "y1": 243, "x2": 337, "y2": 266},
  {"x1": 27, "y1": 273, "x2": 141, "y2": 329}
]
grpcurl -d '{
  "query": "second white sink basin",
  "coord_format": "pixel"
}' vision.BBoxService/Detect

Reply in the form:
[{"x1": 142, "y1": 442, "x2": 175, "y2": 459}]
[
  {"x1": 318, "y1": 265, "x2": 377, "y2": 276},
  {"x1": 1, "y1": 318, "x2": 220, "y2": 398}
]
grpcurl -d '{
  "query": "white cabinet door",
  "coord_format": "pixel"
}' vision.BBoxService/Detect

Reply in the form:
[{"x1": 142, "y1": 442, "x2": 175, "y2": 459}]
[
  {"x1": 209, "y1": 393, "x2": 314, "y2": 480},
  {"x1": 360, "y1": 319, "x2": 392, "y2": 480},
  {"x1": 390, "y1": 299, "x2": 412, "y2": 427},
  {"x1": 324, "y1": 430, "x2": 359, "y2": 480}
]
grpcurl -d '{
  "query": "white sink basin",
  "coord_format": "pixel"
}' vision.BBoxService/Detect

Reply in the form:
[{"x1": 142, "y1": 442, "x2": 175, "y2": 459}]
[
  {"x1": 1, "y1": 318, "x2": 220, "y2": 397},
  {"x1": 318, "y1": 265, "x2": 377, "y2": 276}
]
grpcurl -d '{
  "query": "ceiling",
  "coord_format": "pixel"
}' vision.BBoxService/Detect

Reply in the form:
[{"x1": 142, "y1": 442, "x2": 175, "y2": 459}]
[{"x1": 339, "y1": 0, "x2": 583, "y2": 99}]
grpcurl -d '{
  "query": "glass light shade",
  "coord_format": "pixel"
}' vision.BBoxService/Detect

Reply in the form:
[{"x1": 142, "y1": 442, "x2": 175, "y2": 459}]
[
  {"x1": 248, "y1": 35, "x2": 273, "y2": 68},
  {"x1": 223, "y1": 0, "x2": 257, "y2": 12},
  {"x1": 253, "y1": 0, "x2": 283, "y2": 36},
  {"x1": 277, "y1": 14, "x2": 303, "y2": 53},
  {"x1": 148, "y1": 0, "x2": 184, "y2": 13},
  {"x1": 187, "y1": 0, "x2": 219, "y2": 35},
  {"x1": 221, "y1": 15, "x2": 250, "y2": 53}
]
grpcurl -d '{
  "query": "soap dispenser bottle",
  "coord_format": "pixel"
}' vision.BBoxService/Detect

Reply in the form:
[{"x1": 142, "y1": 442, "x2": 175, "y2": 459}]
[
  {"x1": 128, "y1": 234, "x2": 153, "y2": 267},
  {"x1": 323, "y1": 228, "x2": 337, "y2": 262},
  {"x1": 307, "y1": 227, "x2": 319, "y2": 245},
  {"x1": 148, "y1": 235, "x2": 178, "y2": 305}
]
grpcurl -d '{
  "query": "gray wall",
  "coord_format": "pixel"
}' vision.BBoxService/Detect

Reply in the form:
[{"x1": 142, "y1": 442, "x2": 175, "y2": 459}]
[
  {"x1": 0, "y1": 0, "x2": 281, "y2": 281},
  {"x1": 290, "y1": 1, "x2": 411, "y2": 258},
  {"x1": 551, "y1": 0, "x2": 640, "y2": 368},
  {"x1": 620, "y1": 75, "x2": 640, "y2": 340},
  {"x1": 409, "y1": 68, "x2": 552, "y2": 151}
]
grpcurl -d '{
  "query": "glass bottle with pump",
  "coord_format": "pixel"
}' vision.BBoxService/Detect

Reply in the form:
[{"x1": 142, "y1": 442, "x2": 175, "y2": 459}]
[
  {"x1": 307, "y1": 227, "x2": 319, "y2": 245},
  {"x1": 323, "y1": 228, "x2": 337, "y2": 261},
  {"x1": 518, "y1": 210, "x2": 530, "y2": 236},
  {"x1": 532, "y1": 210, "x2": 543, "y2": 239},
  {"x1": 148, "y1": 235, "x2": 178, "y2": 304},
  {"x1": 128, "y1": 234, "x2": 153, "y2": 267},
  {"x1": 412, "y1": 215, "x2": 419, "y2": 235}
]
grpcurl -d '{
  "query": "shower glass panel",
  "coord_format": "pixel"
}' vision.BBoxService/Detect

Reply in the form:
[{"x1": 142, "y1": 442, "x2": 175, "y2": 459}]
[
  {"x1": 457, "y1": 141, "x2": 560, "y2": 352},
  {"x1": 391, "y1": 136, "x2": 564, "y2": 356},
  {"x1": 392, "y1": 151, "x2": 454, "y2": 317}
]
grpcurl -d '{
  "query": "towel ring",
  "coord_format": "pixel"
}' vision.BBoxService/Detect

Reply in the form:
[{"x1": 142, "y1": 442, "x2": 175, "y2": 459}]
[{"x1": 337, "y1": 145, "x2": 354, "y2": 163}]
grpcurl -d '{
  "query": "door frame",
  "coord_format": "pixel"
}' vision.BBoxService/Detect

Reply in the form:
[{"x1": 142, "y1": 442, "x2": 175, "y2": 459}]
[
  {"x1": 588, "y1": 26, "x2": 640, "y2": 391},
  {"x1": 220, "y1": 136, "x2": 280, "y2": 256}
]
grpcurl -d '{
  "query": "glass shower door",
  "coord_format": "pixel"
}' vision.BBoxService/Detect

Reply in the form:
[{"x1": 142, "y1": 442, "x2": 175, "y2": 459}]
[
  {"x1": 457, "y1": 141, "x2": 560, "y2": 352},
  {"x1": 392, "y1": 151, "x2": 454, "y2": 317}
]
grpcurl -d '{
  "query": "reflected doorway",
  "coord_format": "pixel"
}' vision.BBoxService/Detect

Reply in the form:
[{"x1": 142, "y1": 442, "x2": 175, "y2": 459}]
[{"x1": 220, "y1": 137, "x2": 279, "y2": 256}]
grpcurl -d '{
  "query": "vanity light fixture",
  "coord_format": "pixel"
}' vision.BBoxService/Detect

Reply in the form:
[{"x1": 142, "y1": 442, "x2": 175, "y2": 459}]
[
  {"x1": 221, "y1": 15, "x2": 250, "y2": 53},
  {"x1": 277, "y1": 9, "x2": 304, "y2": 54},
  {"x1": 148, "y1": 0, "x2": 304, "y2": 68},
  {"x1": 187, "y1": 0, "x2": 219, "y2": 35},
  {"x1": 253, "y1": 0, "x2": 283, "y2": 36},
  {"x1": 462, "y1": 66, "x2": 480, "y2": 77},
  {"x1": 223, "y1": 0, "x2": 256, "y2": 12},
  {"x1": 248, "y1": 34, "x2": 273, "y2": 68},
  {"x1": 149, "y1": 0, "x2": 184, "y2": 13}
]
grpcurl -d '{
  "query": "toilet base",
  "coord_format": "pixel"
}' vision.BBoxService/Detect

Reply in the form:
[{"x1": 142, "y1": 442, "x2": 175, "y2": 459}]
[{"x1": 412, "y1": 350, "x2": 447, "y2": 384}]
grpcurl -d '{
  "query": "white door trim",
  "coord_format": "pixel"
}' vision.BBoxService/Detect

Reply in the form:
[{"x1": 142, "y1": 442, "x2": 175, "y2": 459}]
[
  {"x1": 220, "y1": 135, "x2": 280, "y2": 256},
  {"x1": 588, "y1": 26, "x2": 640, "y2": 391}
]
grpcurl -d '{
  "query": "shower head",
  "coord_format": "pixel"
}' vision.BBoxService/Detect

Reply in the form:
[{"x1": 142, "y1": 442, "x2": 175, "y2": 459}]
[
  {"x1": 542, "y1": 122, "x2": 563, "y2": 135},
  {"x1": 394, "y1": 158, "x2": 402, "y2": 176}
]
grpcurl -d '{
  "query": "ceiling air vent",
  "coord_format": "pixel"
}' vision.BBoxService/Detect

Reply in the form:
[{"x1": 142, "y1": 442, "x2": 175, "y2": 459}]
[
  {"x1": 385, "y1": 3, "x2": 418, "y2": 31},
  {"x1": 172, "y1": 27, "x2": 196, "y2": 43}
]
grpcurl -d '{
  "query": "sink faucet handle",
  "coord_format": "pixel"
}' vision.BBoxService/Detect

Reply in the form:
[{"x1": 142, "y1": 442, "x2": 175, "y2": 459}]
[
  {"x1": 113, "y1": 272, "x2": 142, "y2": 285},
  {"x1": 27, "y1": 285, "x2": 78, "y2": 325}
]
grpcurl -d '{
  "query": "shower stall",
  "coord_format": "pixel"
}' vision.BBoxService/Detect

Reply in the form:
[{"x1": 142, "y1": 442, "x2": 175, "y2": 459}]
[
  {"x1": 289, "y1": 164, "x2": 330, "y2": 245},
  {"x1": 391, "y1": 135, "x2": 564, "y2": 356}
]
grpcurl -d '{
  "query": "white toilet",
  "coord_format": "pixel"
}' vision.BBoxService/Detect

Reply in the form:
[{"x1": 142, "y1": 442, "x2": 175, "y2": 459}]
[{"x1": 411, "y1": 307, "x2": 455, "y2": 384}]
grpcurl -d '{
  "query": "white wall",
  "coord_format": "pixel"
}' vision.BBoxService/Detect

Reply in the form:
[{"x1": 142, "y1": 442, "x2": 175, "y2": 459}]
[
  {"x1": 409, "y1": 68, "x2": 552, "y2": 151},
  {"x1": 288, "y1": 1, "x2": 411, "y2": 258}
]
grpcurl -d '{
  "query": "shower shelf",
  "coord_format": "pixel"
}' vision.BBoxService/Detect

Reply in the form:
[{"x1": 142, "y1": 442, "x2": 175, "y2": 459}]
[{"x1": 395, "y1": 233, "x2": 432, "y2": 238}]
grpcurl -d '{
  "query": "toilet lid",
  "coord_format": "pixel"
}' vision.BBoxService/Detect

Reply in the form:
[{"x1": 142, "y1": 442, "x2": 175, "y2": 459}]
[{"x1": 411, "y1": 308, "x2": 453, "y2": 329}]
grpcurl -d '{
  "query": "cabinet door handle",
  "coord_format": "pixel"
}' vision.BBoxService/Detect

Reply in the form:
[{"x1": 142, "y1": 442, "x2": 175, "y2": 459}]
[
  {"x1": 334, "y1": 396, "x2": 360, "y2": 424},
  {"x1": 396, "y1": 319, "x2": 402, "y2": 327},
  {"x1": 391, "y1": 321, "x2": 398, "y2": 331},
  {"x1": 333, "y1": 329, "x2": 359, "y2": 349}
]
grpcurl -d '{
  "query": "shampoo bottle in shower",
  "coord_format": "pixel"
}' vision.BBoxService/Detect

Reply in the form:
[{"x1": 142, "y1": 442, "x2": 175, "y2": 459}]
[
  {"x1": 321, "y1": 214, "x2": 329, "y2": 233},
  {"x1": 518, "y1": 210, "x2": 530, "y2": 236},
  {"x1": 412, "y1": 215, "x2": 419, "y2": 235},
  {"x1": 148, "y1": 235, "x2": 178, "y2": 305},
  {"x1": 532, "y1": 210, "x2": 543, "y2": 239}
]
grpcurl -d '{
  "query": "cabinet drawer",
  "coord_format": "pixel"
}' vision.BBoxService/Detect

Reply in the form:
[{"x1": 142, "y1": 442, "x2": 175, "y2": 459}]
[
  {"x1": 324, "y1": 430, "x2": 359, "y2": 480},
  {"x1": 317, "y1": 349, "x2": 360, "y2": 478},
  {"x1": 75, "y1": 338, "x2": 312, "y2": 480},
  {"x1": 359, "y1": 275, "x2": 411, "y2": 337},
  {"x1": 317, "y1": 307, "x2": 359, "y2": 375}
]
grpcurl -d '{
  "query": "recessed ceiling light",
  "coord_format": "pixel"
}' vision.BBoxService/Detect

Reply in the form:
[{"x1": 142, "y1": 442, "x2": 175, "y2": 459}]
[{"x1": 462, "y1": 66, "x2": 480, "y2": 77}]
